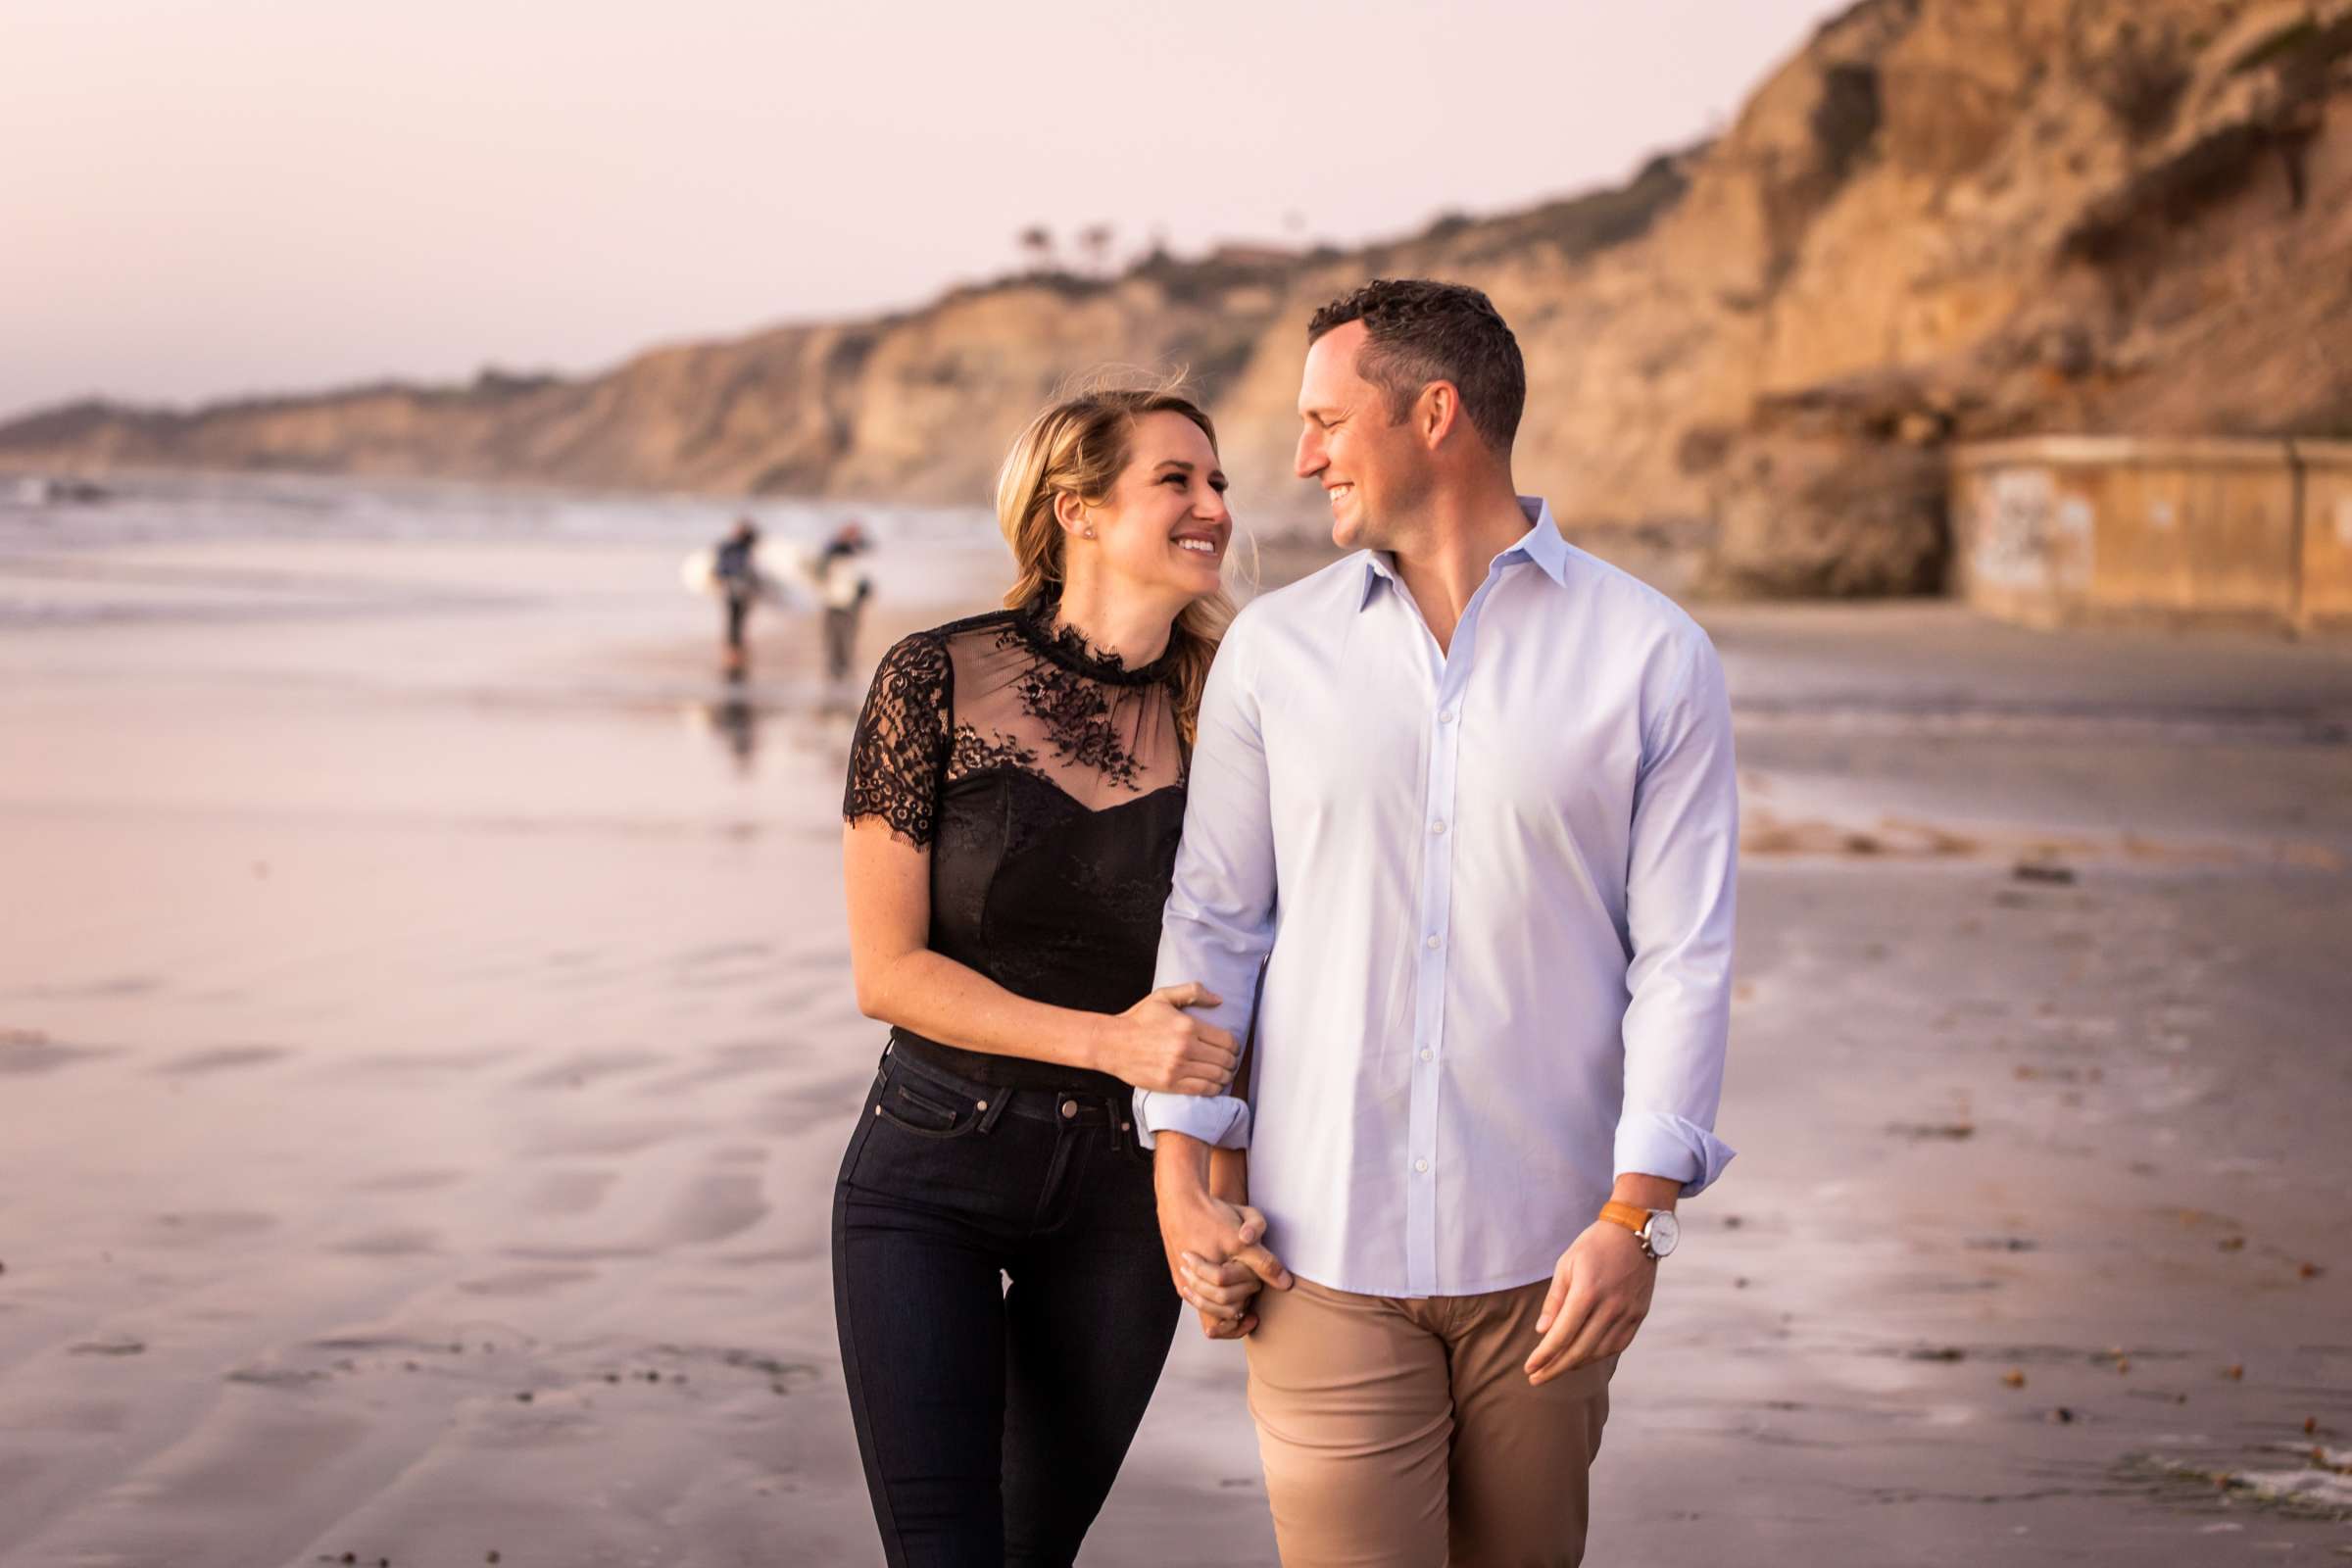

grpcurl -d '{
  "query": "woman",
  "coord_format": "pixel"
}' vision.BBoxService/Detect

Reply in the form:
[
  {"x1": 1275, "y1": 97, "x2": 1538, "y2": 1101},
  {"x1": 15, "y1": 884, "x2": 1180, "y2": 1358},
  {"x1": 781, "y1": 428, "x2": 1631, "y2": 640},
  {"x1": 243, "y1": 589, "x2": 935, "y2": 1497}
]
[{"x1": 834, "y1": 385, "x2": 1248, "y2": 1567}]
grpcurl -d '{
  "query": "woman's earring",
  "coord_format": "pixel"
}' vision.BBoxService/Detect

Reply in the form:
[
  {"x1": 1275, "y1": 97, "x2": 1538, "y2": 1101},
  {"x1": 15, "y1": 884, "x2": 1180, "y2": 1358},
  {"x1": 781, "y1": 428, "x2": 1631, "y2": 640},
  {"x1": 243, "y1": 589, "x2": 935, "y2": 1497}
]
[{"x1": 1082, "y1": 525, "x2": 1096, "y2": 539}]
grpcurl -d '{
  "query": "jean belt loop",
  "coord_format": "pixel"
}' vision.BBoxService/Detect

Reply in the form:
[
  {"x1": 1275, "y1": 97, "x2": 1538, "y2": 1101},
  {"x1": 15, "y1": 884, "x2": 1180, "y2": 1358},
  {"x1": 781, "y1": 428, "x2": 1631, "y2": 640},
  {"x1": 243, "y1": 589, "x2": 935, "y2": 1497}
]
[
  {"x1": 1107, "y1": 1094, "x2": 1132, "y2": 1154},
  {"x1": 976, "y1": 1091, "x2": 1012, "y2": 1135}
]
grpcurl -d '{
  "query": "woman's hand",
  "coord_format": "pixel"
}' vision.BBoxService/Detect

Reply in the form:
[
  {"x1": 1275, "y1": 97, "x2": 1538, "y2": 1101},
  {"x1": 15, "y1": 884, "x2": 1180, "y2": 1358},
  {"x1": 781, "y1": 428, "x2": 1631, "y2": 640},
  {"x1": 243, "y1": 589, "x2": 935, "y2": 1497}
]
[
  {"x1": 1096, "y1": 982, "x2": 1237, "y2": 1095},
  {"x1": 1179, "y1": 1242, "x2": 1272, "y2": 1338}
]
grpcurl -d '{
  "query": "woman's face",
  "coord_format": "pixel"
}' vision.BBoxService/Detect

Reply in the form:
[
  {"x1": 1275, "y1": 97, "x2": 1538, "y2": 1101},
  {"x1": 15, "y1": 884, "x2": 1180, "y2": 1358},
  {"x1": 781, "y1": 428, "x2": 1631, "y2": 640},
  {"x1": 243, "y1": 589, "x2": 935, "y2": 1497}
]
[{"x1": 1072, "y1": 411, "x2": 1232, "y2": 603}]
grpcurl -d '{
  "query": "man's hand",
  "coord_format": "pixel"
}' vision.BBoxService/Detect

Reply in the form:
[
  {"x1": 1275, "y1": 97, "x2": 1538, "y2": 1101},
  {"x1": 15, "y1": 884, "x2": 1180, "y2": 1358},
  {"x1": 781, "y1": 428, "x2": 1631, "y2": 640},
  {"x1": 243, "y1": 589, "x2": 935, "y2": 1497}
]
[{"x1": 1523, "y1": 1218, "x2": 1656, "y2": 1385}]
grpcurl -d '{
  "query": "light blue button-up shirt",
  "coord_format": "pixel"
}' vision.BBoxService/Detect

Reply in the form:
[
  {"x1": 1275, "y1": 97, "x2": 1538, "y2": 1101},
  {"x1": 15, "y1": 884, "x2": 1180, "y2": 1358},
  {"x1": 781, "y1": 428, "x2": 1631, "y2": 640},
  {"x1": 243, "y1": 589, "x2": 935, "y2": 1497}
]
[{"x1": 1137, "y1": 498, "x2": 1738, "y2": 1298}]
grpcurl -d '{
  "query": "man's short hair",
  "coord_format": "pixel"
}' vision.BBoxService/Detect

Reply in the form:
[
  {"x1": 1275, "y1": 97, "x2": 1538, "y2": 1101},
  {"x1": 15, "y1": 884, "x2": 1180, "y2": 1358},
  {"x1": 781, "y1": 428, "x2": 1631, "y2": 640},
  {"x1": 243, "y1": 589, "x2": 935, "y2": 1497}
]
[{"x1": 1306, "y1": 279, "x2": 1525, "y2": 454}]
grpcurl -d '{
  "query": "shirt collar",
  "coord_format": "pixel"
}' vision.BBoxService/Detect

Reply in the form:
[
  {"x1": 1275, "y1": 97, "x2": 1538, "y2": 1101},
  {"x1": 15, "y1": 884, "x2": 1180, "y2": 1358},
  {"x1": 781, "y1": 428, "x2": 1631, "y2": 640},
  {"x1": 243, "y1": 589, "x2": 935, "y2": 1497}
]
[{"x1": 1357, "y1": 496, "x2": 1570, "y2": 609}]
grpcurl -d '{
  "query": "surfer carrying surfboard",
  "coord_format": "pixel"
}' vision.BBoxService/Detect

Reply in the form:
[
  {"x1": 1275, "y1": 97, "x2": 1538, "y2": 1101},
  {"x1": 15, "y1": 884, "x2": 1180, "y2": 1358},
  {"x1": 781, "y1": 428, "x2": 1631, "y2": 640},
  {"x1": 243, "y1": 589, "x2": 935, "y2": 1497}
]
[
  {"x1": 714, "y1": 516, "x2": 763, "y2": 677},
  {"x1": 812, "y1": 520, "x2": 873, "y2": 683}
]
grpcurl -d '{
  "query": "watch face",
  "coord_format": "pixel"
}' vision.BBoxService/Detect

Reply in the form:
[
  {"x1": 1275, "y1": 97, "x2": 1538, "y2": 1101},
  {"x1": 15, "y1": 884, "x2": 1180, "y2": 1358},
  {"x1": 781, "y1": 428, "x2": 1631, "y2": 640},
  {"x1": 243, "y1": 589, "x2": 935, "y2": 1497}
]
[{"x1": 1645, "y1": 1210, "x2": 1680, "y2": 1257}]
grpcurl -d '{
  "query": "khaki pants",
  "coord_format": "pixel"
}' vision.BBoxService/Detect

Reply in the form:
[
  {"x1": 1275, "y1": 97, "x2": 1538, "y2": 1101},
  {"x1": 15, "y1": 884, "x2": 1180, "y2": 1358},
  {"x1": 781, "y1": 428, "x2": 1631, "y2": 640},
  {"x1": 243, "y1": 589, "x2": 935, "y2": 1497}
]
[{"x1": 1244, "y1": 1275, "x2": 1615, "y2": 1568}]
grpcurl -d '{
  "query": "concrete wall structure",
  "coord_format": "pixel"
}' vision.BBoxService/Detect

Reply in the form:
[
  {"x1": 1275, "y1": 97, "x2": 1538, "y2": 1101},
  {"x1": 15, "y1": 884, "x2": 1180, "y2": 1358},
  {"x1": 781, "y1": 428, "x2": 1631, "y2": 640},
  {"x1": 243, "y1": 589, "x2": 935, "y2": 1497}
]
[
  {"x1": 1951, "y1": 438, "x2": 2352, "y2": 635},
  {"x1": 2299, "y1": 442, "x2": 2352, "y2": 635}
]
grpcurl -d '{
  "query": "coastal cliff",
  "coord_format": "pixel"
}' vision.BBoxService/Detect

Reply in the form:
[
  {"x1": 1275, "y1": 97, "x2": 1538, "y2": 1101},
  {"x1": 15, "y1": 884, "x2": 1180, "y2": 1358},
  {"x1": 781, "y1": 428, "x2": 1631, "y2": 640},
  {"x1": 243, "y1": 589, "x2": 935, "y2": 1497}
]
[{"x1": 8, "y1": 0, "x2": 2350, "y2": 594}]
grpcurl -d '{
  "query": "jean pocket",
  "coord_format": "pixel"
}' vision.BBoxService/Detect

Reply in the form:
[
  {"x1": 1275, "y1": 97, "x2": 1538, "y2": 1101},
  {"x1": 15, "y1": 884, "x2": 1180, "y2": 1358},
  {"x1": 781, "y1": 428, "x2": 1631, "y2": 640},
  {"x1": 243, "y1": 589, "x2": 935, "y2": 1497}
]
[{"x1": 873, "y1": 1072, "x2": 983, "y2": 1139}]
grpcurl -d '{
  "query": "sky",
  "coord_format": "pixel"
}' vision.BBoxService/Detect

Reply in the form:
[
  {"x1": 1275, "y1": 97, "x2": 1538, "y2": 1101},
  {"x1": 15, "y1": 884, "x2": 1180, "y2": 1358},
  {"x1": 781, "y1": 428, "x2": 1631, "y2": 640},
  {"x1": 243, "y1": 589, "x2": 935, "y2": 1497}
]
[{"x1": 0, "y1": 0, "x2": 1848, "y2": 420}]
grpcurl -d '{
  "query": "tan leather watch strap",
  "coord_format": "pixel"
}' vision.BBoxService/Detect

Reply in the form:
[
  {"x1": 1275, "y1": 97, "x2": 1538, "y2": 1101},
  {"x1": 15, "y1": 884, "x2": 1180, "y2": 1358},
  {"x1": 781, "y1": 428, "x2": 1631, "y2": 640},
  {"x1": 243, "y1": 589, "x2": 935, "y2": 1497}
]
[{"x1": 1599, "y1": 1200, "x2": 1650, "y2": 1236}]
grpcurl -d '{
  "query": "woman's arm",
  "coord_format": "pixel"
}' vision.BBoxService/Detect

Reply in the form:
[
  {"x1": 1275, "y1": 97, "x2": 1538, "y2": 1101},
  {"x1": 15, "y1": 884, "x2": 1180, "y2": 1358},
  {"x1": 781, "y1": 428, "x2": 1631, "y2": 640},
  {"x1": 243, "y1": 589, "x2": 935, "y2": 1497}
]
[{"x1": 843, "y1": 818, "x2": 1238, "y2": 1095}]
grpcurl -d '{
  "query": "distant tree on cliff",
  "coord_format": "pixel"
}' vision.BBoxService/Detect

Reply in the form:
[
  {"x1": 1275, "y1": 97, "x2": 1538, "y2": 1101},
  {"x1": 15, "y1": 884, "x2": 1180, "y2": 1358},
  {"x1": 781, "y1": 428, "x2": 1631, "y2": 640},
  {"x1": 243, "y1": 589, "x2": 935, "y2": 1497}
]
[
  {"x1": 1018, "y1": 225, "x2": 1055, "y2": 271},
  {"x1": 1079, "y1": 223, "x2": 1115, "y2": 275}
]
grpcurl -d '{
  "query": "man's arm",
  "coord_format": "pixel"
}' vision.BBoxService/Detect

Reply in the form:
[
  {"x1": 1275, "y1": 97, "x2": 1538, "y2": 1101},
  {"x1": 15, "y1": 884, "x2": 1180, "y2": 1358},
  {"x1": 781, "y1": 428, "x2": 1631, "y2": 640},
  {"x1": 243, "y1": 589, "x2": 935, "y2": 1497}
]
[
  {"x1": 1142, "y1": 616, "x2": 1292, "y2": 1328},
  {"x1": 1200, "y1": 1148, "x2": 1275, "y2": 1339},
  {"x1": 1136, "y1": 617, "x2": 1280, "y2": 1153},
  {"x1": 1526, "y1": 627, "x2": 1740, "y2": 1383},
  {"x1": 1613, "y1": 626, "x2": 1740, "y2": 1195}
]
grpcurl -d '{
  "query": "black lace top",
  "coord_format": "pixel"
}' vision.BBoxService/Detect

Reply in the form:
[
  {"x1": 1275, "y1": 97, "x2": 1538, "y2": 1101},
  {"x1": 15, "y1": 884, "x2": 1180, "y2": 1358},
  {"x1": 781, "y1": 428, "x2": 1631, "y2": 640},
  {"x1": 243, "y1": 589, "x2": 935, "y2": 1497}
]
[{"x1": 843, "y1": 603, "x2": 1189, "y2": 1095}]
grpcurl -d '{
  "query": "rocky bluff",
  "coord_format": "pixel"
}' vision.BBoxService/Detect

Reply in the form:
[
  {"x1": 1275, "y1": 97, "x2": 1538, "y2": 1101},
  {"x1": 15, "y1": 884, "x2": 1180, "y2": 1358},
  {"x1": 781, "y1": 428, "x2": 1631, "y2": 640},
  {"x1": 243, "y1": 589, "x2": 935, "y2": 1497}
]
[{"x1": 8, "y1": 0, "x2": 2349, "y2": 596}]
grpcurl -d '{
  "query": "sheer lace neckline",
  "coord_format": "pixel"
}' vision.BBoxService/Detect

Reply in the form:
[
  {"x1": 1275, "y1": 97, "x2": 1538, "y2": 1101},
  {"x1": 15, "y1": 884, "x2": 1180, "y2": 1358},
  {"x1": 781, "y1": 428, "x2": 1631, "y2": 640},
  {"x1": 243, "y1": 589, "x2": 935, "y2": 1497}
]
[{"x1": 1011, "y1": 601, "x2": 1179, "y2": 688}]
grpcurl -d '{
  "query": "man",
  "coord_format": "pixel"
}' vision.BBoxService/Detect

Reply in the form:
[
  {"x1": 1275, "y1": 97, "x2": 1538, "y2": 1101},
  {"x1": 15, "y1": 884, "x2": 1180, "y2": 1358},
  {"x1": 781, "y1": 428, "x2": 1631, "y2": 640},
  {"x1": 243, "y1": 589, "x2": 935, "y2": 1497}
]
[
  {"x1": 712, "y1": 516, "x2": 762, "y2": 677},
  {"x1": 811, "y1": 519, "x2": 873, "y2": 683},
  {"x1": 1139, "y1": 279, "x2": 1738, "y2": 1567}
]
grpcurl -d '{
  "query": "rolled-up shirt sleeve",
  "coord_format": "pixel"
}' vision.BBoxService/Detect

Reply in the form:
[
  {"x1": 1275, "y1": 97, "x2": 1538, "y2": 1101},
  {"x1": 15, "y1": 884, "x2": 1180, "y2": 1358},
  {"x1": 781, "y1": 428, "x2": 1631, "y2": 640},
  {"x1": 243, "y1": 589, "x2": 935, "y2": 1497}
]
[
  {"x1": 1137, "y1": 613, "x2": 1276, "y2": 1151},
  {"x1": 1613, "y1": 627, "x2": 1740, "y2": 1195}
]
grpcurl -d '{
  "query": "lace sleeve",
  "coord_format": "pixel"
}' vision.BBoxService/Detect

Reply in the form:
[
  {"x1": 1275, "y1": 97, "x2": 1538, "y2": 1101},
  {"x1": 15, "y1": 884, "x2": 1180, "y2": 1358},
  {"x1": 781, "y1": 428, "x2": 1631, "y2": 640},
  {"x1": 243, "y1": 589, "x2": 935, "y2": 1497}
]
[{"x1": 844, "y1": 630, "x2": 954, "y2": 848}]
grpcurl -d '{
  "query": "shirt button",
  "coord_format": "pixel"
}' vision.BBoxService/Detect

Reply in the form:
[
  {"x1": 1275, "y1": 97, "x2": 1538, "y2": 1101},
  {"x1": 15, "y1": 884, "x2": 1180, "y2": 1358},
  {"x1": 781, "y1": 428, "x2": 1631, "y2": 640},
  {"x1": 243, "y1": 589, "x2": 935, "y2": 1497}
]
[
  {"x1": 1430, "y1": 819, "x2": 1447, "y2": 835},
  {"x1": 1413, "y1": 1158, "x2": 1430, "y2": 1174},
  {"x1": 1425, "y1": 935, "x2": 1441, "y2": 951},
  {"x1": 1438, "y1": 709, "x2": 1455, "y2": 724},
  {"x1": 1419, "y1": 1049, "x2": 1434, "y2": 1063}
]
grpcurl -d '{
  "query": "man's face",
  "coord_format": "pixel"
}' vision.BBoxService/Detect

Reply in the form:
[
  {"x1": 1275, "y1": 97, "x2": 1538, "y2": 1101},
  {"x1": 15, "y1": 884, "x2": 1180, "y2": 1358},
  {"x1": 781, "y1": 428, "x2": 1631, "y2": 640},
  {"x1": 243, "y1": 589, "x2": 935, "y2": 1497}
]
[{"x1": 1293, "y1": 319, "x2": 1429, "y2": 553}]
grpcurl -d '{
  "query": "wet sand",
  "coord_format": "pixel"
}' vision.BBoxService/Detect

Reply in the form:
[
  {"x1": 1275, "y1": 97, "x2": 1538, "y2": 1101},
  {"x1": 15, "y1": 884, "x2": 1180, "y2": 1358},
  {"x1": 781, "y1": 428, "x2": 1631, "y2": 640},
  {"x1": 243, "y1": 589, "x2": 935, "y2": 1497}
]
[{"x1": 2, "y1": 530, "x2": 2349, "y2": 1565}]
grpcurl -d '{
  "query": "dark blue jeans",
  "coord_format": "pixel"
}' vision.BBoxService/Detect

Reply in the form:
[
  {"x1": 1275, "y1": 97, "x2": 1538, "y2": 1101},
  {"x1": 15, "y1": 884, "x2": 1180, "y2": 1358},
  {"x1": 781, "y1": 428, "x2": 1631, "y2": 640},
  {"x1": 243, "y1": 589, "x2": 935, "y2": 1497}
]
[{"x1": 832, "y1": 1046, "x2": 1181, "y2": 1568}]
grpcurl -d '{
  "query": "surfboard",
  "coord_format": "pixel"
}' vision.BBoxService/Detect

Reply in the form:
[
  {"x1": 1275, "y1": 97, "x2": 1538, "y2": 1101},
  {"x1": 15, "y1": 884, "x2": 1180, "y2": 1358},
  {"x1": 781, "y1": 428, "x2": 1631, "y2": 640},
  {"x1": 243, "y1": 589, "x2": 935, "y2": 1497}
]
[{"x1": 680, "y1": 540, "x2": 809, "y2": 608}]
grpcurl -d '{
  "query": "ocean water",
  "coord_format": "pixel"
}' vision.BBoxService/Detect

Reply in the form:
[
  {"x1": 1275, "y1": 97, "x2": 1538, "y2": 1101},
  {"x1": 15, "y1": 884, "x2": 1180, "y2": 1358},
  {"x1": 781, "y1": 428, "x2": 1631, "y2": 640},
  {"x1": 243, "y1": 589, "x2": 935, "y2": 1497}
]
[{"x1": 0, "y1": 469, "x2": 1004, "y2": 627}]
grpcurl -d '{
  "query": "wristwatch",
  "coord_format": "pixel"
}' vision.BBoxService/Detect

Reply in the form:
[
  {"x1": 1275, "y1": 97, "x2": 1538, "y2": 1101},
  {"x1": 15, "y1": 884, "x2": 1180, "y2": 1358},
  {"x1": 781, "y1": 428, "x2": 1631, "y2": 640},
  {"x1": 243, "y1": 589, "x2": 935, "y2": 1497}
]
[{"x1": 1599, "y1": 1200, "x2": 1679, "y2": 1261}]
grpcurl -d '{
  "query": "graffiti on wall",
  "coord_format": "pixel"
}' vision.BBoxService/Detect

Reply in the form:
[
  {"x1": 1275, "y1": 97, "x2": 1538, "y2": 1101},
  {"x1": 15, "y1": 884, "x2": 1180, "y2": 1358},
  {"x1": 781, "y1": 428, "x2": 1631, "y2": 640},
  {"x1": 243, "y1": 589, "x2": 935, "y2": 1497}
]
[{"x1": 1971, "y1": 467, "x2": 2093, "y2": 592}]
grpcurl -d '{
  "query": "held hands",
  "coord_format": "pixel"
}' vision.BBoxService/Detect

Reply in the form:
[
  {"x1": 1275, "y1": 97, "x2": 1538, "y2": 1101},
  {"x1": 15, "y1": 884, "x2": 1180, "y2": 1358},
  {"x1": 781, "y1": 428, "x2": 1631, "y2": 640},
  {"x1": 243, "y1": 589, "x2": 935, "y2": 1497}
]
[
  {"x1": 1099, "y1": 982, "x2": 1237, "y2": 1096},
  {"x1": 1523, "y1": 1218, "x2": 1656, "y2": 1385},
  {"x1": 1159, "y1": 1187, "x2": 1292, "y2": 1340}
]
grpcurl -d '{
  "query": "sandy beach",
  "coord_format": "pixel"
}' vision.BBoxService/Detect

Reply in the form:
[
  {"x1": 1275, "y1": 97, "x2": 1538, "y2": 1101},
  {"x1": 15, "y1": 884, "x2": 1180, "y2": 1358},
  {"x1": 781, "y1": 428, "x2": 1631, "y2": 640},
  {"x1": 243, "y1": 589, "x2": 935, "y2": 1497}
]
[{"x1": 3, "y1": 483, "x2": 2349, "y2": 1566}]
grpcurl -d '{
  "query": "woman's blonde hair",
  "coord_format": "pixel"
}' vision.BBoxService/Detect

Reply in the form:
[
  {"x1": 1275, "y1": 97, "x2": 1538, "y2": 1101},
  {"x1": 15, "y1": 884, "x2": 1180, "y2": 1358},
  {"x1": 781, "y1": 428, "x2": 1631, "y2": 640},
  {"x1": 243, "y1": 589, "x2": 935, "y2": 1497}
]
[{"x1": 995, "y1": 380, "x2": 1236, "y2": 746}]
